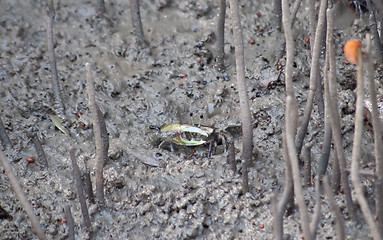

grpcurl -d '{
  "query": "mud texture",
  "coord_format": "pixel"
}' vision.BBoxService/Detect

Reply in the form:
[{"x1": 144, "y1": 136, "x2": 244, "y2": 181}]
[{"x1": 0, "y1": 0, "x2": 381, "y2": 239}]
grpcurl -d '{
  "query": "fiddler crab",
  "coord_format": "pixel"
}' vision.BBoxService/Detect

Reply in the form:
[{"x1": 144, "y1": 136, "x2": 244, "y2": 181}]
[{"x1": 150, "y1": 116, "x2": 227, "y2": 155}]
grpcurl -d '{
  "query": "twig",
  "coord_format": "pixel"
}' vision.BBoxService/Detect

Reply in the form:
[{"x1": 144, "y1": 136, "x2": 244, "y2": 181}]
[
  {"x1": 295, "y1": 0, "x2": 327, "y2": 155},
  {"x1": 331, "y1": 151, "x2": 341, "y2": 192},
  {"x1": 308, "y1": 0, "x2": 317, "y2": 55},
  {"x1": 46, "y1": 0, "x2": 64, "y2": 112},
  {"x1": 323, "y1": 176, "x2": 345, "y2": 240},
  {"x1": 290, "y1": 0, "x2": 303, "y2": 29},
  {"x1": 272, "y1": 0, "x2": 282, "y2": 32},
  {"x1": 86, "y1": 62, "x2": 109, "y2": 207},
  {"x1": 129, "y1": 0, "x2": 145, "y2": 46},
  {"x1": 216, "y1": 0, "x2": 226, "y2": 71},
  {"x1": 229, "y1": 0, "x2": 253, "y2": 193},
  {"x1": 326, "y1": 7, "x2": 356, "y2": 221},
  {"x1": 70, "y1": 150, "x2": 91, "y2": 230},
  {"x1": 310, "y1": 177, "x2": 321, "y2": 239},
  {"x1": 0, "y1": 150, "x2": 46, "y2": 240},
  {"x1": 367, "y1": 0, "x2": 383, "y2": 64},
  {"x1": 351, "y1": 45, "x2": 381, "y2": 239},
  {"x1": 273, "y1": 132, "x2": 294, "y2": 240},
  {"x1": 281, "y1": 0, "x2": 297, "y2": 129},
  {"x1": 281, "y1": 0, "x2": 296, "y2": 99},
  {"x1": 318, "y1": 111, "x2": 332, "y2": 177},
  {"x1": 272, "y1": 193, "x2": 282, "y2": 240},
  {"x1": 366, "y1": 34, "x2": 383, "y2": 235},
  {"x1": 315, "y1": 75, "x2": 325, "y2": 120},
  {"x1": 29, "y1": 133, "x2": 48, "y2": 169},
  {"x1": 64, "y1": 205, "x2": 75, "y2": 240},
  {"x1": 83, "y1": 161, "x2": 95, "y2": 204},
  {"x1": 0, "y1": 117, "x2": 12, "y2": 149},
  {"x1": 286, "y1": 96, "x2": 312, "y2": 240},
  {"x1": 319, "y1": 43, "x2": 333, "y2": 178},
  {"x1": 282, "y1": 0, "x2": 311, "y2": 237},
  {"x1": 274, "y1": 0, "x2": 299, "y2": 236},
  {"x1": 302, "y1": 143, "x2": 313, "y2": 186}
]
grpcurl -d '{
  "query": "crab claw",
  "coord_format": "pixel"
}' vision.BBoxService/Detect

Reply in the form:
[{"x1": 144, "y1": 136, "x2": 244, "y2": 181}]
[
  {"x1": 160, "y1": 124, "x2": 213, "y2": 137},
  {"x1": 172, "y1": 135, "x2": 206, "y2": 146}
]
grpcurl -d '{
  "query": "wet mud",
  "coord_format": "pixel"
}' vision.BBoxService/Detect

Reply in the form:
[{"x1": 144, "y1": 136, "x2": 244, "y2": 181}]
[{"x1": 0, "y1": 0, "x2": 380, "y2": 239}]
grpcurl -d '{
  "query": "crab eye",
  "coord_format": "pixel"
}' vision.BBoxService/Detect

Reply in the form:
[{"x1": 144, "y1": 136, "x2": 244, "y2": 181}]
[{"x1": 149, "y1": 125, "x2": 160, "y2": 131}]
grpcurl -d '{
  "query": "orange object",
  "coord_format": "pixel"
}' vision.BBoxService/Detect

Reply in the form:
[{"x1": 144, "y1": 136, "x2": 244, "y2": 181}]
[{"x1": 343, "y1": 40, "x2": 362, "y2": 65}]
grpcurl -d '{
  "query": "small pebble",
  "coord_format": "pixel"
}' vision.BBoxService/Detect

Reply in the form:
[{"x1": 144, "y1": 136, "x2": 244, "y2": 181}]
[
  {"x1": 207, "y1": 103, "x2": 215, "y2": 116},
  {"x1": 27, "y1": 157, "x2": 34, "y2": 163},
  {"x1": 195, "y1": 171, "x2": 205, "y2": 178}
]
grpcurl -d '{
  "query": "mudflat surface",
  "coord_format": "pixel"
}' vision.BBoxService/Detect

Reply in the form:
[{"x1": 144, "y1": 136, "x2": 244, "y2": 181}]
[{"x1": 0, "y1": 0, "x2": 380, "y2": 239}]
